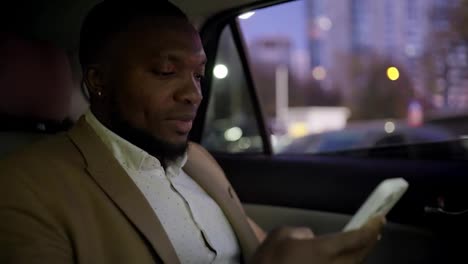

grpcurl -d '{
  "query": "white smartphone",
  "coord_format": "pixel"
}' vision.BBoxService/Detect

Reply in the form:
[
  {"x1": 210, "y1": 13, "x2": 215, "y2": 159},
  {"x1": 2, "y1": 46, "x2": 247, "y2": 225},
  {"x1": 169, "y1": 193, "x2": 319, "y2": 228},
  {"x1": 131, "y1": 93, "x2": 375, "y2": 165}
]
[{"x1": 343, "y1": 177, "x2": 409, "y2": 231}]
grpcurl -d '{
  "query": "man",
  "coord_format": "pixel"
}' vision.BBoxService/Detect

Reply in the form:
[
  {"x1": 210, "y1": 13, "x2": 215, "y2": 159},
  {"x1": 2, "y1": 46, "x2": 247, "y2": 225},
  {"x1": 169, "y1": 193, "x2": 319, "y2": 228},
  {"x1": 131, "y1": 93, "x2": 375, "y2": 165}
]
[{"x1": 0, "y1": 0, "x2": 384, "y2": 263}]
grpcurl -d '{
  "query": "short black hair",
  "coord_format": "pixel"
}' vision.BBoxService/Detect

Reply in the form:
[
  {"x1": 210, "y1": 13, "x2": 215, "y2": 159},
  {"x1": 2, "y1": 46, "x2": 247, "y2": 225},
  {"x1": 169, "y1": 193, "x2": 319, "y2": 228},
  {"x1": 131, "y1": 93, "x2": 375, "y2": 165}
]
[{"x1": 79, "y1": 0, "x2": 188, "y2": 70}]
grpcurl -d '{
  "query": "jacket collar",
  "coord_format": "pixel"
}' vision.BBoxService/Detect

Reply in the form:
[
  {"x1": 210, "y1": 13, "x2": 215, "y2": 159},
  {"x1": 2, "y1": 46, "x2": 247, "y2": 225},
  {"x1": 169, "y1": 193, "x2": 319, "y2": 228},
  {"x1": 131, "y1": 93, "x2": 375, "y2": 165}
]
[
  {"x1": 68, "y1": 116, "x2": 180, "y2": 264},
  {"x1": 68, "y1": 116, "x2": 259, "y2": 263}
]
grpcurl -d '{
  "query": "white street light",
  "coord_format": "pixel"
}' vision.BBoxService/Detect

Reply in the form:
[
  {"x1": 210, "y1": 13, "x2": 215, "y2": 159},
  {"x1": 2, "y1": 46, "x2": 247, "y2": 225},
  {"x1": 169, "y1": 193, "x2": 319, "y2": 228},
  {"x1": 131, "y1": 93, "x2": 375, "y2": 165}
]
[
  {"x1": 224, "y1": 127, "x2": 243, "y2": 142},
  {"x1": 384, "y1": 121, "x2": 396, "y2": 134},
  {"x1": 213, "y1": 64, "x2": 229, "y2": 79}
]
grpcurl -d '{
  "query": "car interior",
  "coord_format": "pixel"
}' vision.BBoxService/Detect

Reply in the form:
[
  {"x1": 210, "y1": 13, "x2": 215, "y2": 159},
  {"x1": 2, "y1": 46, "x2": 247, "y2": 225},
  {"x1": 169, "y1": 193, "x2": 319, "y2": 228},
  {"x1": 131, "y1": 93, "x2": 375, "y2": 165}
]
[{"x1": 2, "y1": 0, "x2": 468, "y2": 263}]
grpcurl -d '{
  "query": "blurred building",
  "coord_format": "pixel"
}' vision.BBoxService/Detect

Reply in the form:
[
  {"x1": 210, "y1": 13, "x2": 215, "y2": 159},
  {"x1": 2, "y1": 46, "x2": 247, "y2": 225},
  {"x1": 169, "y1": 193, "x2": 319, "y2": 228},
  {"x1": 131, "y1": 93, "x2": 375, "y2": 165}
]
[
  {"x1": 304, "y1": 0, "x2": 468, "y2": 111},
  {"x1": 250, "y1": 36, "x2": 292, "y2": 66},
  {"x1": 428, "y1": 0, "x2": 468, "y2": 112}
]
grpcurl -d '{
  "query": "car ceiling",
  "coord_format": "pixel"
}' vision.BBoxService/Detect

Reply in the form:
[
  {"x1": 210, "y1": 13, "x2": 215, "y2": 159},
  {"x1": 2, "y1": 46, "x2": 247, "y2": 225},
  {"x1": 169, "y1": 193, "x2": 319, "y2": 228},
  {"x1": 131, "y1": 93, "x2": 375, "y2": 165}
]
[{"x1": 5, "y1": 0, "x2": 267, "y2": 52}]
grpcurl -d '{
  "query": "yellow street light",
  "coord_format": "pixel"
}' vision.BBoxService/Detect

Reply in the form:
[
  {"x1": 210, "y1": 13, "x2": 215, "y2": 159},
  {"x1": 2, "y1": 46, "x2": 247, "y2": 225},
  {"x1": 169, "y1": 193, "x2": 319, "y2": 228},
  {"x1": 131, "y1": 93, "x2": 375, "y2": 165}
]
[{"x1": 387, "y1": 66, "x2": 400, "y2": 81}]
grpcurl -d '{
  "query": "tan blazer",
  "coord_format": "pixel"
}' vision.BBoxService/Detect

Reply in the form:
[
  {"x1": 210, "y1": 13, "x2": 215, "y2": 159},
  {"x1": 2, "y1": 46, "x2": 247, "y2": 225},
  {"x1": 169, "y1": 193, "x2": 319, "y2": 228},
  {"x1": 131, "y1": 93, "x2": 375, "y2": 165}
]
[{"x1": 0, "y1": 117, "x2": 259, "y2": 264}]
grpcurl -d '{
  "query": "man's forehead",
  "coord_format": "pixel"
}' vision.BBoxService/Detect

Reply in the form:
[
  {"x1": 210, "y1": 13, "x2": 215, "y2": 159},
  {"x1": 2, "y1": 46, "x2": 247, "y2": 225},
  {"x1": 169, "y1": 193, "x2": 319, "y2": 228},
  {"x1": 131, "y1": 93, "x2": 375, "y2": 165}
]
[
  {"x1": 130, "y1": 17, "x2": 199, "y2": 40},
  {"x1": 157, "y1": 51, "x2": 207, "y2": 64},
  {"x1": 126, "y1": 19, "x2": 203, "y2": 55}
]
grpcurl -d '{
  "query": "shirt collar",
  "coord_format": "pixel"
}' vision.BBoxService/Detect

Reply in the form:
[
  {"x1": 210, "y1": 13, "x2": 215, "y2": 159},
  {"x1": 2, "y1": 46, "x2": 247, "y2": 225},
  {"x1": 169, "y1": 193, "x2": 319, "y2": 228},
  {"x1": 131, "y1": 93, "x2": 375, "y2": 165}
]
[{"x1": 84, "y1": 109, "x2": 187, "y2": 173}]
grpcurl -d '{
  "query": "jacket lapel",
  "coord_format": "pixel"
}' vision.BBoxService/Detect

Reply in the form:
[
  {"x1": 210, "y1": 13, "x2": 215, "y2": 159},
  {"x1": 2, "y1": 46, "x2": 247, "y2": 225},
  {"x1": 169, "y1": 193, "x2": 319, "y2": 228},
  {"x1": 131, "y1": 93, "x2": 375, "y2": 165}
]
[
  {"x1": 183, "y1": 143, "x2": 260, "y2": 263},
  {"x1": 67, "y1": 117, "x2": 180, "y2": 264}
]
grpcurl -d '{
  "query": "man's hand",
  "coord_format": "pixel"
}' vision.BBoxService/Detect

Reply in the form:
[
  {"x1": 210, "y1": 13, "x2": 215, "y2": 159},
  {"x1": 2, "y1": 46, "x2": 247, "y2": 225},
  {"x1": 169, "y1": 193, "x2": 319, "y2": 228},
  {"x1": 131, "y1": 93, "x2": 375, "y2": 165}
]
[{"x1": 250, "y1": 215, "x2": 385, "y2": 264}]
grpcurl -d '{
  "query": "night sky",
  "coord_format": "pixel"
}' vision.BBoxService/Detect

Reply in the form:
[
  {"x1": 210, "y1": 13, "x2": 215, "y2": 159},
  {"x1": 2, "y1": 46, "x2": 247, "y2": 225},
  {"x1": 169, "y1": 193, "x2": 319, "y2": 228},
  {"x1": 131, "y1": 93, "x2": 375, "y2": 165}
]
[{"x1": 239, "y1": 1, "x2": 308, "y2": 51}]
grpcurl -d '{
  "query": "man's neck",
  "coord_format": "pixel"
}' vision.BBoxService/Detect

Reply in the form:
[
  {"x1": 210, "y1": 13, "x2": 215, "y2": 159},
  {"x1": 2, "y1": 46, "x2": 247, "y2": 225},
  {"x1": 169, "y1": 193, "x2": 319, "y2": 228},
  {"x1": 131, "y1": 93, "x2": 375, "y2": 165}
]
[{"x1": 89, "y1": 107, "x2": 181, "y2": 167}]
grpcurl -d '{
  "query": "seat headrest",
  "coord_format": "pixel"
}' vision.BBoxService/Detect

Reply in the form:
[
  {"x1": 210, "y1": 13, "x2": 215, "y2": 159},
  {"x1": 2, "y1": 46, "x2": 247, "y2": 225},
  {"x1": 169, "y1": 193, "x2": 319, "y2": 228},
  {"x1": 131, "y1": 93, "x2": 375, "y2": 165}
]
[{"x1": 0, "y1": 33, "x2": 73, "y2": 122}]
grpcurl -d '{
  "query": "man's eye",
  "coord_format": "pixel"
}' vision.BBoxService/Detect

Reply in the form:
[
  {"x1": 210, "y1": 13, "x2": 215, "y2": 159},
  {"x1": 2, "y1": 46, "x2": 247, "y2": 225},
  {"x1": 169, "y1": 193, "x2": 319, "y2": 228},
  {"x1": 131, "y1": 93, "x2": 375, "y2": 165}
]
[
  {"x1": 194, "y1": 74, "x2": 205, "y2": 81},
  {"x1": 152, "y1": 70, "x2": 175, "y2": 76},
  {"x1": 160, "y1": 72, "x2": 175, "y2": 76}
]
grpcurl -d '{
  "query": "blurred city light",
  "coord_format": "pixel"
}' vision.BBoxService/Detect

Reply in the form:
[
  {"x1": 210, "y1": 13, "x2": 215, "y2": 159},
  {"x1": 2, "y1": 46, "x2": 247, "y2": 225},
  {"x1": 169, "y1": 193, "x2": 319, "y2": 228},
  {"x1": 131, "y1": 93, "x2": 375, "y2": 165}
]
[
  {"x1": 316, "y1": 16, "x2": 332, "y2": 31},
  {"x1": 312, "y1": 66, "x2": 327, "y2": 81},
  {"x1": 224, "y1": 127, "x2": 243, "y2": 141},
  {"x1": 407, "y1": 101, "x2": 423, "y2": 127},
  {"x1": 238, "y1": 138, "x2": 252, "y2": 150},
  {"x1": 404, "y1": 44, "x2": 417, "y2": 57},
  {"x1": 289, "y1": 122, "x2": 308, "y2": 138},
  {"x1": 213, "y1": 64, "x2": 229, "y2": 79},
  {"x1": 238, "y1": 11, "x2": 255, "y2": 20},
  {"x1": 384, "y1": 121, "x2": 396, "y2": 133},
  {"x1": 432, "y1": 94, "x2": 444, "y2": 108},
  {"x1": 386, "y1": 66, "x2": 400, "y2": 81}
]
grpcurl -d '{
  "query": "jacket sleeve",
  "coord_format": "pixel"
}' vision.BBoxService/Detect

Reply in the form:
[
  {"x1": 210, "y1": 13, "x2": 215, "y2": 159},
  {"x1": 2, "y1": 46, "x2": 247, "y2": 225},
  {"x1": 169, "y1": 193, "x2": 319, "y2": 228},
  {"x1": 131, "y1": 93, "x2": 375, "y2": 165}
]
[{"x1": 0, "y1": 163, "x2": 73, "y2": 264}]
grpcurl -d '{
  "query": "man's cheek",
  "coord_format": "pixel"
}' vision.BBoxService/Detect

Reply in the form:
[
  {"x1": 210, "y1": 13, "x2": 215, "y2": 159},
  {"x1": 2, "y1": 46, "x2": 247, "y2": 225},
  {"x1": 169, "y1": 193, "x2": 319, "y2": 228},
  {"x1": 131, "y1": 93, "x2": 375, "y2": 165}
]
[{"x1": 148, "y1": 119, "x2": 169, "y2": 136}]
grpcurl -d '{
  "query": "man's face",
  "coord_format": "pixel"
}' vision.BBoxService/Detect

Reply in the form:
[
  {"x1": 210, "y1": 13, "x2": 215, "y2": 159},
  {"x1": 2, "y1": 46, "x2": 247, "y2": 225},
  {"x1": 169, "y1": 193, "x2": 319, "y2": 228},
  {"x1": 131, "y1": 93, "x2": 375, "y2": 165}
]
[{"x1": 100, "y1": 17, "x2": 206, "y2": 151}]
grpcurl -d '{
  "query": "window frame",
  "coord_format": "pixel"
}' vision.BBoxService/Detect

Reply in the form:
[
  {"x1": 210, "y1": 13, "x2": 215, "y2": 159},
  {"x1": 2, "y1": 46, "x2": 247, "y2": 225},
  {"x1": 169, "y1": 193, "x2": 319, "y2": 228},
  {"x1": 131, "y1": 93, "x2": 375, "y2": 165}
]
[
  {"x1": 192, "y1": 0, "x2": 468, "y2": 158},
  {"x1": 191, "y1": 1, "x2": 296, "y2": 155}
]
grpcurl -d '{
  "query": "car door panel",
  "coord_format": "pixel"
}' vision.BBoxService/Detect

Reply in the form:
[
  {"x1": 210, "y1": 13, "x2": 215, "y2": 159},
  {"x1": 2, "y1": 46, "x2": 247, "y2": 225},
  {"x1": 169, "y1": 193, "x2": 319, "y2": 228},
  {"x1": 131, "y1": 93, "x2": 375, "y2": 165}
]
[
  {"x1": 212, "y1": 152, "x2": 468, "y2": 263},
  {"x1": 244, "y1": 203, "x2": 437, "y2": 264},
  {"x1": 215, "y1": 154, "x2": 468, "y2": 223},
  {"x1": 195, "y1": 2, "x2": 468, "y2": 262}
]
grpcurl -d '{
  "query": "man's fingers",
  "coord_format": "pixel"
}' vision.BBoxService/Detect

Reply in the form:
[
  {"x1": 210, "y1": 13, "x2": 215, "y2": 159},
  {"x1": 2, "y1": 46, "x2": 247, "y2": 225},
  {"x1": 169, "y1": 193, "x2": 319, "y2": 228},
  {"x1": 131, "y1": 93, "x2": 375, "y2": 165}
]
[
  {"x1": 269, "y1": 226, "x2": 315, "y2": 241},
  {"x1": 258, "y1": 216, "x2": 384, "y2": 263},
  {"x1": 287, "y1": 227, "x2": 315, "y2": 240},
  {"x1": 252, "y1": 218, "x2": 385, "y2": 264},
  {"x1": 250, "y1": 226, "x2": 317, "y2": 264},
  {"x1": 335, "y1": 230, "x2": 382, "y2": 264},
  {"x1": 326, "y1": 215, "x2": 385, "y2": 256},
  {"x1": 351, "y1": 216, "x2": 386, "y2": 262}
]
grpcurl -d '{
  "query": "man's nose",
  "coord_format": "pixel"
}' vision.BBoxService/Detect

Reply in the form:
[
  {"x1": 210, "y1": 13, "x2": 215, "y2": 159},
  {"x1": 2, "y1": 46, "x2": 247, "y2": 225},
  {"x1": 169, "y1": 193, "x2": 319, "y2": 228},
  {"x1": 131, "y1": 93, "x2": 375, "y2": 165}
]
[{"x1": 175, "y1": 75, "x2": 203, "y2": 106}]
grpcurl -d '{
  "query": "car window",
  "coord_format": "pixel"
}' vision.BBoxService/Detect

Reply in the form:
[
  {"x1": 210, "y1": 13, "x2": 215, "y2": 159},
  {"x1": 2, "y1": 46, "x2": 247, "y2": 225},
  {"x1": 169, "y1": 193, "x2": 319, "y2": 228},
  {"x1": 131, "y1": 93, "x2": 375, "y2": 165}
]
[
  {"x1": 204, "y1": 0, "x2": 468, "y2": 154},
  {"x1": 201, "y1": 26, "x2": 264, "y2": 153}
]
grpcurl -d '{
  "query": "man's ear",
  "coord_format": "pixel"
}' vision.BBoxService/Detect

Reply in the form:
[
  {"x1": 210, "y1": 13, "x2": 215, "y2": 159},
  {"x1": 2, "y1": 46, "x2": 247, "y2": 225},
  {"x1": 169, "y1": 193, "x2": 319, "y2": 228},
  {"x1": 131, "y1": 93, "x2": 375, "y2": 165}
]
[{"x1": 83, "y1": 65, "x2": 106, "y2": 98}]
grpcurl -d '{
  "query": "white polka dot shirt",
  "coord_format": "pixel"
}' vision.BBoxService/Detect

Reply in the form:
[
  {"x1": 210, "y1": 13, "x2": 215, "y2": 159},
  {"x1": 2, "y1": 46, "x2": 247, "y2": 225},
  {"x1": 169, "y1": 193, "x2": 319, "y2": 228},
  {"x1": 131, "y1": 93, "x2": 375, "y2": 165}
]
[{"x1": 85, "y1": 110, "x2": 240, "y2": 264}]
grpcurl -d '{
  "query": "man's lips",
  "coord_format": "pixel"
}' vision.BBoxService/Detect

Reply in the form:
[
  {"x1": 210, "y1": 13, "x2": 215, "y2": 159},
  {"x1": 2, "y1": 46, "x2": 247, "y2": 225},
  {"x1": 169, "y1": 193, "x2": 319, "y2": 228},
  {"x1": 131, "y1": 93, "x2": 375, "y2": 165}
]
[
  {"x1": 167, "y1": 114, "x2": 196, "y2": 134},
  {"x1": 169, "y1": 120, "x2": 193, "y2": 133}
]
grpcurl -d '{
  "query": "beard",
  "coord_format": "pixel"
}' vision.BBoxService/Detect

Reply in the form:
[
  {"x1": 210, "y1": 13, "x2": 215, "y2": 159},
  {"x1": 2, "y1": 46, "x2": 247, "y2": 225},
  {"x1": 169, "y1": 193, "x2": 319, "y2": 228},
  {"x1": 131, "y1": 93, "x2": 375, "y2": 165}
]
[{"x1": 109, "y1": 111, "x2": 188, "y2": 163}]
